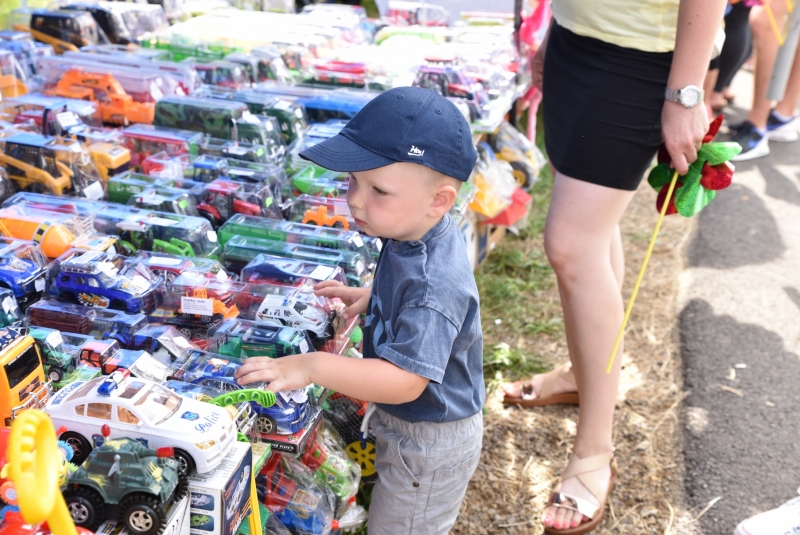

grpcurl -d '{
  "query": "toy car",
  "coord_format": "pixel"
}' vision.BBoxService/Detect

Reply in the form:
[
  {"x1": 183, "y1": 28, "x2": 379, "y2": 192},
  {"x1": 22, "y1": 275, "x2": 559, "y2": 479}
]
[
  {"x1": 47, "y1": 370, "x2": 238, "y2": 473},
  {"x1": 125, "y1": 251, "x2": 234, "y2": 284},
  {"x1": 61, "y1": 436, "x2": 187, "y2": 535},
  {"x1": 191, "y1": 495, "x2": 212, "y2": 508},
  {"x1": 28, "y1": 326, "x2": 78, "y2": 383},
  {"x1": 130, "y1": 324, "x2": 197, "y2": 364},
  {"x1": 413, "y1": 65, "x2": 489, "y2": 122},
  {"x1": 0, "y1": 237, "x2": 47, "y2": 309},
  {"x1": 169, "y1": 351, "x2": 311, "y2": 435},
  {"x1": 239, "y1": 253, "x2": 347, "y2": 288},
  {"x1": 26, "y1": 300, "x2": 148, "y2": 345},
  {"x1": 209, "y1": 318, "x2": 312, "y2": 359}
]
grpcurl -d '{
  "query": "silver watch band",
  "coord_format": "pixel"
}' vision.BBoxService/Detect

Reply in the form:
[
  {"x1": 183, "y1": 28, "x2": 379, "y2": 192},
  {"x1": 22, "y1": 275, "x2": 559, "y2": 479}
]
[{"x1": 664, "y1": 88, "x2": 681, "y2": 103}]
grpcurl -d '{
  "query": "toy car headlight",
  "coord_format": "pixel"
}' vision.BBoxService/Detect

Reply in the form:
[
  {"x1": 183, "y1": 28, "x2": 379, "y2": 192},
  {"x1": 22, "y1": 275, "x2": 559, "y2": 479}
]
[{"x1": 195, "y1": 440, "x2": 217, "y2": 450}]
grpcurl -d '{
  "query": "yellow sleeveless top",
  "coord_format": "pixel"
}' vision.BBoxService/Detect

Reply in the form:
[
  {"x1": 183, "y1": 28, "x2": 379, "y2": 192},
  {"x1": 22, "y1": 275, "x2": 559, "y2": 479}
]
[{"x1": 552, "y1": 0, "x2": 681, "y2": 53}]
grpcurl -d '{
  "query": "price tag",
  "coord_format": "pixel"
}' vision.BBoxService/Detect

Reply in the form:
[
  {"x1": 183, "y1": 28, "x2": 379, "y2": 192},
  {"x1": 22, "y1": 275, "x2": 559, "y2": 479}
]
[
  {"x1": 173, "y1": 336, "x2": 192, "y2": 349},
  {"x1": 299, "y1": 338, "x2": 309, "y2": 353},
  {"x1": 309, "y1": 265, "x2": 334, "y2": 281},
  {"x1": 352, "y1": 234, "x2": 364, "y2": 247},
  {"x1": 149, "y1": 217, "x2": 177, "y2": 226},
  {"x1": 2, "y1": 296, "x2": 14, "y2": 314},
  {"x1": 261, "y1": 294, "x2": 285, "y2": 307},
  {"x1": 83, "y1": 181, "x2": 104, "y2": 201},
  {"x1": 181, "y1": 296, "x2": 214, "y2": 316},
  {"x1": 34, "y1": 277, "x2": 45, "y2": 292},
  {"x1": 373, "y1": 238, "x2": 383, "y2": 252},
  {"x1": 216, "y1": 270, "x2": 229, "y2": 281},
  {"x1": 278, "y1": 389, "x2": 308, "y2": 404},
  {"x1": 207, "y1": 231, "x2": 218, "y2": 243},
  {"x1": 129, "y1": 353, "x2": 170, "y2": 382},
  {"x1": 46, "y1": 330, "x2": 64, "y2": 348},
  {"x1": 152, "y1": 256, "x2": 182, "y2": 266}
]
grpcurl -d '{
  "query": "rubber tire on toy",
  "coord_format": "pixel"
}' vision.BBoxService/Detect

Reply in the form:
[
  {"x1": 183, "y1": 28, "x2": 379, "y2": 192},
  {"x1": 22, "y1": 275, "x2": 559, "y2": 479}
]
[
  {"x1": 49, "y1": 368, "x2": 64, "y2": 382},
  {"x1": 64, "y1": 486, "x2": 106, "y2": 532},
  {"x1": 510, "y1": 161, "x2": 533, "y2": 189},
  {"x1": 173, "y1": 449, "x2": 195, "y2": 477},
  {"x1": 345, "y1": 440, "x2": 377, "y2": 478},
  {"x1": 333, "y1": 221, "x2": 345, "y2": 229},
  {"x1": 255, "y1": 415, "x2": 277, "y2": 435},
  {"x1": 173, "y1": 472, "x2": 189, "y2": 502},
  {"x1": 178, "y1": 327, "x2": 193, "y2": 338},
  {"x1": 119, "y1": 494, "x2": 167, "y2": 535},
  {"x1": 198, "y1": 211, "x2": 220, "y2": 230},
  {"x1": 61, "y1": 431, "x2": 92, "y2": 465}
]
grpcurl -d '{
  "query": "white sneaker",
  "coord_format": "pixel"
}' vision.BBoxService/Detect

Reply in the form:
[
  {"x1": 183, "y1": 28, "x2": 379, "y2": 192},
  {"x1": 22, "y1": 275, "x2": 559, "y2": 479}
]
[
  {"x1": 766, "y1": 114, "x2": 799, "y2": 143},
  {"x1": 734, "y1": 490, "x2": 800, "y2": 535}
]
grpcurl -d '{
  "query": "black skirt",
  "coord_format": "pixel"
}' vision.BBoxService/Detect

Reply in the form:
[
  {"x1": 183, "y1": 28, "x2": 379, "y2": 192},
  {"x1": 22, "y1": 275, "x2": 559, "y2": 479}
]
[{"x1": 543, "y1": 23, "x2": 674, "y2": 191}]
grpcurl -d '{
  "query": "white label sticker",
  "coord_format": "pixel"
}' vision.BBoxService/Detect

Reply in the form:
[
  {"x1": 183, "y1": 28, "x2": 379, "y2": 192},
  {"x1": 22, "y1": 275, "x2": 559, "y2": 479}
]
[
  {"x1": 34, "y1": 277, "x2": 45, "y2": 292},
  {"x1": 265, "y1": 121, "x2": 273, "y2": 131},
  {"x1": 230, "y1": 169, "x2": 255, "y2": 177},
  {"x1": 129, "y1": 275, "x2": 150, "y2": 294},
  {"x1": 46, "y1": 330, "x2": 64, "y2": 348},
  {"x1": 374, "y1": 238, "x2": 383, "y2": 252},
  {"x1": 2, "y1": 296, "x2": 14, "y2": 314},
  {"x1": 299, "y1": 338, "x2": 309, "y2": 353},
  {"x1": 352, "y1": 234, "x2": 363, "y2": 247},
  {"x1": 108, "y1": 245, "x2": 117, "y2": 256},
  {"x1": 57, "y1": 111, "x2": 80, "y2": 128},
  {"x1": 173, "y1": 336, "x2": 192, "y2": 348},
  {"x1": 207, "y1": 231, "x2": 218, "y2": 243},
  {"x1": 83, "y1": 181, "x2": 104, "y2": 201},
  {"x1": 333, "y1": 203, "x2": 350, "y2": 217},
  {"x1": 129, "y1": 353, "x2": 170, "y2": 382},
  {"x1": 308, "y1": 265, "x2": 335, "y2": 280},
  {"x1": 181, "y1": 296, "x2": 214, "y2": 316},
  {"x1": 149, "y1": 217, "x2": 177, "y2": 226},
  {"x1": 152, "y1": 256, "x2": 182, "y2": 266},
  {"x1": 216, "y1": 270, "x2": 228, "y2": 281},
  {"x1": 278, "y1": 389, "x2": 308, "y2": 404}
]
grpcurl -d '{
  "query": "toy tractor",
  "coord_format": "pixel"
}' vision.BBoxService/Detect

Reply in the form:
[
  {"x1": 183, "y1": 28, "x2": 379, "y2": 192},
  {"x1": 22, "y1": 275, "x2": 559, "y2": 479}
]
[
  {"x1": 178, "y1": 287, "x2": 239, "y2": 324},
  {"x1": 62, "y1": 437, "x2": 187, "y2": 535},
  {"x1": 301, "y1": 206, "x2": 348, "y2": 230}
]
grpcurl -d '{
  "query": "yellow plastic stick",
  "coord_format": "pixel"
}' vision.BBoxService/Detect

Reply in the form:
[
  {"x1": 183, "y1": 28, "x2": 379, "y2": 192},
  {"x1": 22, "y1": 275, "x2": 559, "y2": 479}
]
[
  {"x1": 605, "y1": 170, "x2": 680, "y2": 374},
  {"x1": 764, "y1": 3, "x2": 786, "y2": 46}
]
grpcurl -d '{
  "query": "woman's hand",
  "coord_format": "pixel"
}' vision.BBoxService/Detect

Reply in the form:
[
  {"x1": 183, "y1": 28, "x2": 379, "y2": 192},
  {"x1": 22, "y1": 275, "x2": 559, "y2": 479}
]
[
  {"x1": 314, "y1": 280, "x2": 371, "y2": 319},
  {"x1": 661, "y1": 101, "x2": 709, "y2": 175}
]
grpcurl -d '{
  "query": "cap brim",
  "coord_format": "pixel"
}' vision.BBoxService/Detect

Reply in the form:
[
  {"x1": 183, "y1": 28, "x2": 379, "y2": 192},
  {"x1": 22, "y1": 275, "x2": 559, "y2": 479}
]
[{"x1": 299, "y1": 133, "x2": 395, "y2": 172}]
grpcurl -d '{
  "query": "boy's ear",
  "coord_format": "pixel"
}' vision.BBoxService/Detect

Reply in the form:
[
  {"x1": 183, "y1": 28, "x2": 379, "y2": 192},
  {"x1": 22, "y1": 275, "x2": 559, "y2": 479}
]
[{"x1": 429, "y1": 183, "x2": 458, "y2": 218}]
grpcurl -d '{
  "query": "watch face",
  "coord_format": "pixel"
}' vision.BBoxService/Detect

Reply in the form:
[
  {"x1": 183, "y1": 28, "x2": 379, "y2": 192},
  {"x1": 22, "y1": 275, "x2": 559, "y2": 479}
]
[{"x1": 680, "y1": 87, "x2": 701, "y2": 107}]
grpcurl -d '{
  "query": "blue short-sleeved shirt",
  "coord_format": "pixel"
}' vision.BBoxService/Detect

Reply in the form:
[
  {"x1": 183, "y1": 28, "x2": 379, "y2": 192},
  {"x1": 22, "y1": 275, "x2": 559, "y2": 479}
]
[{"x1": 363, "y1": 214, "x2": 485, "y2": 423}]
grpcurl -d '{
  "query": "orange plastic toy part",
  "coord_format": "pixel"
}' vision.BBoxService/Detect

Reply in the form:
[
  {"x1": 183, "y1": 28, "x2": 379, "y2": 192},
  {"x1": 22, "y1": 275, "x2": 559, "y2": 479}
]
[
  {"x1": 48, "y1": 69, "x2": 155, "y2": 126},
  {"x1": 301, "y1": 206, "x2": 349, "y2": 230},
  {"x1": 183, "y1": 287, "x2": 239, "y2": 319}
]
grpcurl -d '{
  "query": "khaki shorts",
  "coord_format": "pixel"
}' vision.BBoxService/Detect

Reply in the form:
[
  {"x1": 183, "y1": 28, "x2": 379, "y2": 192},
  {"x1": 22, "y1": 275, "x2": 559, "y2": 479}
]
[{"x1": 367, "y1": 408, "x2": 483, "y2": 535}]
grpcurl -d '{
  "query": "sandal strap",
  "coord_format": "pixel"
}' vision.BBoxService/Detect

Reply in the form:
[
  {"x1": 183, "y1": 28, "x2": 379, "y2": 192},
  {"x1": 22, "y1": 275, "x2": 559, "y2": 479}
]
[
  {"x1": 546, "y1": 491, "x2": 602, "y2": 519},
  {"x1": 561, "y1": 451, "x2": 615, "y2": 504}
]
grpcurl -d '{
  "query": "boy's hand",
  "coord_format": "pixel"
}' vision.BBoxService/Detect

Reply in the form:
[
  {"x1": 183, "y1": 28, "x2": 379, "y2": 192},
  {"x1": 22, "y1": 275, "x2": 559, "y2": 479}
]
[
  {"x1": 234, "y1": 354, "x2": 313, "y2": 393},
  {"x1": 314, "y1": 281, "x2": 371, "y2": 320}
]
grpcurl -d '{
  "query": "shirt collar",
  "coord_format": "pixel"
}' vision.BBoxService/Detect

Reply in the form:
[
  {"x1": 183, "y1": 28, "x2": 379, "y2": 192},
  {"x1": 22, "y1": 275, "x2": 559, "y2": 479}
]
[{"x1": 388, "y1": 214, "x2": 451, "y2": 252}]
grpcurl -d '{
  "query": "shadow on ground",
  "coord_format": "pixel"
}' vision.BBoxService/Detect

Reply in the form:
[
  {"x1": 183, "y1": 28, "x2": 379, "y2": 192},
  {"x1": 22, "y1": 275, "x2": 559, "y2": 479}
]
[{"x1": 680, "y1": 298, "x2": 800, "y2": 534}]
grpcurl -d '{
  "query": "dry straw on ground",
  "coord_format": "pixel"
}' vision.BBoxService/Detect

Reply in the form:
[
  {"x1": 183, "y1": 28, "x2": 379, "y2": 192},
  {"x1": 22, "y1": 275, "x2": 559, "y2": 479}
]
[{"x1": 453, "y1": 182, "x2": 694, "y2": 534}]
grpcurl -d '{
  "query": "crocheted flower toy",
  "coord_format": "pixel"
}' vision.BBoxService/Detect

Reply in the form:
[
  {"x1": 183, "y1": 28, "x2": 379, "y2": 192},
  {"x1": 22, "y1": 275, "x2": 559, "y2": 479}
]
[{"x1": 647, "y1": 115, "x2": 742, "y2": 217}]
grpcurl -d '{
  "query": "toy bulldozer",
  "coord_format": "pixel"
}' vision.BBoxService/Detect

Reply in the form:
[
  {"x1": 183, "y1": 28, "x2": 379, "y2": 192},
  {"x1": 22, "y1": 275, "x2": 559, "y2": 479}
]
[{"x1": 302, "y1": 205, "x2": 349, "y2": 230}]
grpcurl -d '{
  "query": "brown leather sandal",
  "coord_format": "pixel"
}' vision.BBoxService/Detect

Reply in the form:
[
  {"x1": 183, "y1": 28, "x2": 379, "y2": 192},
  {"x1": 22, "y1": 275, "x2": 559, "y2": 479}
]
[
  {"x1": 502, "y1": 363, "x2": 579, "y2": 407},
  {"x1": 544, "y1": 451, "x2": 618, "y2": 535}
]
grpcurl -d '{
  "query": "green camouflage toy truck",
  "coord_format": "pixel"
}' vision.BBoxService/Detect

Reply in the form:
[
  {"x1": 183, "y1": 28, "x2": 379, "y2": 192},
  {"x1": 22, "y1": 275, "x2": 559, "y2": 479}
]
[{"x1": 62, "y1": 437, "x2": 188, "y2": 535}]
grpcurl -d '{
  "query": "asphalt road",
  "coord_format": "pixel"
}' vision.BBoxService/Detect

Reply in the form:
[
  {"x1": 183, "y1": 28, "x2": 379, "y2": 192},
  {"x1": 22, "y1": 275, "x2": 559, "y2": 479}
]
[{"x1": 679, "y1": 71, "x2": 800, "y2": 534}]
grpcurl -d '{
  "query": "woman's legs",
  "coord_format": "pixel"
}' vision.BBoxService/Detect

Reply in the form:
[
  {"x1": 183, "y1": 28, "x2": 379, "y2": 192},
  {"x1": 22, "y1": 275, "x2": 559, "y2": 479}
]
[
  {"x1": 714, "y1": 3, "x2": 753, "y2": 97},
  {"x1": 541, "y1": 173, "x2": 635, "y2": 531}
]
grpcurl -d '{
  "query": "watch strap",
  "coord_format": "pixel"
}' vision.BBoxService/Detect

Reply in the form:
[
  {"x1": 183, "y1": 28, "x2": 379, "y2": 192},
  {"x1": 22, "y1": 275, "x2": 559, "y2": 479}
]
[{"x1": 664, "y1": 88, "x2": 681, "y2": 103}]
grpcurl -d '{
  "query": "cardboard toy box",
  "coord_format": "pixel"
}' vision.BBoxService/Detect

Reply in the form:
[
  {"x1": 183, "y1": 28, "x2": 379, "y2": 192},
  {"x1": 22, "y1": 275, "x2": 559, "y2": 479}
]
[
  {"x1": 187, "y1": 441, "x2": 253, "y2": 535},
  {"x1": 95, "y1": 493, "x2": 190, "y2": 535},
  {"x1": 257, "y1": 406, "x2": 322, "y2": 456}
]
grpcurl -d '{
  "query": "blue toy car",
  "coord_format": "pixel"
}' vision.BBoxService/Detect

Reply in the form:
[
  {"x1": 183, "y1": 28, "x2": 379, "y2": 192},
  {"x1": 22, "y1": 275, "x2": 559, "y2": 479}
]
[
  {"x1": 169, "y1": 350, "x2": 311, "y2": 436},
  {"x1": 52, "y1": 250, "x2": 164, "y2": 314},
  {"x1": 0, "y1": 237, "x2": 48, "y2": 309}
]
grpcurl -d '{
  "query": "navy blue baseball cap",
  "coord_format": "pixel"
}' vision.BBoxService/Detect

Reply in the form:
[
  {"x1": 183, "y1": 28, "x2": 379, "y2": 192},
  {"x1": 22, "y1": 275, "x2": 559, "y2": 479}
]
[{"x1": 299, "y1": 86, "x2": 478, "y2": 182}]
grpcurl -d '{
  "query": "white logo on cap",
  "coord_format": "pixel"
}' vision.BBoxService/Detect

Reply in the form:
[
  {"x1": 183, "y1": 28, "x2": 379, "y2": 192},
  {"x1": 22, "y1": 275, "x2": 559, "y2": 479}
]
[{"x1": 408, "y1": 145, "x2": 424, "y2": 157}]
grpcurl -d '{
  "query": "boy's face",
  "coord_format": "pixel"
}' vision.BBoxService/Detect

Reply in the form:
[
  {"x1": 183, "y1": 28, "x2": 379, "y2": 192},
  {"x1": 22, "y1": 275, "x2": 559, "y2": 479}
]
[{"x1": 346, "y1": 162, "x2": 456, "y2": 242}]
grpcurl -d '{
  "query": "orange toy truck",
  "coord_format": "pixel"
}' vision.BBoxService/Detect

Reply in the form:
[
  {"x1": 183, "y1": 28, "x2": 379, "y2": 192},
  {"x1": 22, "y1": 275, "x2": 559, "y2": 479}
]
[
  {"x1": 301, "y1": 206, "x2": 349, "y2": 230},
  {"x1": 47, "y1": 68, "x2": 155, "y2": 126}
]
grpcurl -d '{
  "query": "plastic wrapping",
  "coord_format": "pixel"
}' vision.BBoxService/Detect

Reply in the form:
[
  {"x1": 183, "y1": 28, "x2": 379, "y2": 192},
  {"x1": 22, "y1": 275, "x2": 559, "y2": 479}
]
[
  {"x1": 301, "y1": 423, "x2": 361, "y2": 506},
  {"x1": 0, "y1": 236, "x2": 48, "y2": 309},
  {"x1": 125, "y1": 250, "x2": 235, "y2": 283},
  {"x1": 218, "y1": 215, "x2": 374, "y2": 268},
  {"x1": 468, "y1": 144, "x2": 518, "y2": 218},
  {"x1": 221, "y1": 235, "x2": 372, "y2": 288},
  {"x1": 488, "y1": 120, "x2": 544, "y2": 191},
  {"x1": 46, "y1": 248, "x2": 165, "y2": 314},
  {"x1": 0, "y1": 288, "x2": 22, "y2": 327},
  {"x1": 289, "y1": 195, "x2": 361, "y2": 233},
  {"x1": 250, "y1": 84, "x2": 374, "y2": 124},
  {"x1": 0, "y1": 50, "x2": 28, "y2": 98},
  {"x1": 256, "y1": 452, "x2": 336, "y2": 535},
  {"x1": 322, "y1": 394, "x2": 377, "y2": 483},
  {"x1": 51, "y1": 2, "x2": 169, "y2": 45},
  {"x1": 120, "y1": 124, "x2": 204, "y2": 169},
  {"x1": 130, "y1": 323, "x2": 199, "y2": 363},
  {"x1": 240, "y1": 253, "x2": 348, "y2": 288},
  {"x1": 208, "y1": 318, "x2": 313, "y2": 359},
  {"x1": 10, "y1": 9, "x2": 104, "y2": 52}
]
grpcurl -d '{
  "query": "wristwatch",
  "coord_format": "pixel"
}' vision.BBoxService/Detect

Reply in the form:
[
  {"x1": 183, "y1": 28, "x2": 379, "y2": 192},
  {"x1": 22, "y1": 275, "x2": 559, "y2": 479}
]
[{"x1": 665, "y1": 85, "x2": 704, "y2": 108}]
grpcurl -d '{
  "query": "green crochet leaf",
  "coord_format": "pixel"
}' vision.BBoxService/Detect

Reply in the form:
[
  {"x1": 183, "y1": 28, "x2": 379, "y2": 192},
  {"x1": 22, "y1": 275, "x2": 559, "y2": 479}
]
[
  {"x1": 676, "y1": 179, "x2": 716, "y2": 217},
  {"x1": 648, "y1": 163, "x2": 673, "y2": 191},
  {"x1": 699, "y1": 142, "x2": 742, "y2": 166}
]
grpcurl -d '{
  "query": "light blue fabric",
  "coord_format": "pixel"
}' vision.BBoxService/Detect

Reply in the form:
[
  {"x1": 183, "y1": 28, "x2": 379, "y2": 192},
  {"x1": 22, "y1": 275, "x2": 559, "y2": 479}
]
[{"x1": 363, "y1": 214, "x2": 485, "y2": 423}]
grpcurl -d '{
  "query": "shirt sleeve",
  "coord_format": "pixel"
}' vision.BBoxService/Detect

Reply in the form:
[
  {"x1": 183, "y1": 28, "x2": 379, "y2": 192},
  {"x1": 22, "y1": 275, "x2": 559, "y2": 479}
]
[{"x1": 373, "y1": 306, "x2": 457, "y2": 384}]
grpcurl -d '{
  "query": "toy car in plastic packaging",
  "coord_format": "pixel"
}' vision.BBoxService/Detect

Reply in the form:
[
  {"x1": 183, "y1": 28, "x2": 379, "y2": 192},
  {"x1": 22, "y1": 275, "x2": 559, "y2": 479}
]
[{"x1": 46, "y1": 369, "x2": 237, "y2": 474}]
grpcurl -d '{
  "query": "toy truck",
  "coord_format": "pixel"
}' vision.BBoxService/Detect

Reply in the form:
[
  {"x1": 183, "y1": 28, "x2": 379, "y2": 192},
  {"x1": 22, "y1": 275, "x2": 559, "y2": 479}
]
[
  {"x1": 208, "y1": 318, "x2": 312, "y2": 359},
  {"x1": 9, "y1": 9, "x2": 101, "y2": 54},
  {"x1": 26, "y1": 300, "x2": 149, "y2": 348},
  {"x1": 195, "y1": 179, "x2": 278, "y2": 229},
  {"x1": 124, "y1": 251, "x2": 234, "y2": 284},
  {"x1": 61, "y1": 437, "x2": 187, "y2": 533},
  {"x1": 0, "y1": 205, "x2": 117, "y2": 259},
  {"x1": 239, "y1": 253, "x2": 347, "y2": 288},
  {"x1": 48, "y1": 249, "x2": 164, "y2": 314},
  {"x1": 47, "y1": 68, "x2": 155, "y2": 125},
  {"x1": 57, "y1": 2, "x2": 169, "y2": 45},
  {"x1": 0, "y1": 237, "x2": 47, "y2": 310},
  {"x1": 412, "y1": 64, "x2": 490, "y2": 122},
  {"x1": 0, "y1": 50, "x2": 28, "y2": 99},
  {"x1": 121, "y1": 124, "x2": 204, "y2": 169},
  {"x1": 0, "y1": 327, "x2": 50, "y2": 426},
  {"x1": 249, "y1": 83, "x2": 373, "y2": 124},
  {"x1": 1, "y1": 95, "x2": 132, "y2": 181},
  {"x1": 28, "y1": 326, "x2": 79, "y2": 384},
  {"x1": 221, "y1": 235, "x2": 371, "y2": 287},
  {"x1": 189, "y1": 59, "x2": 251, "y2": 90},
  {"x1": 107, "y1": 171, "x2": 203, "y2": 205},
  {"x1": 0, "y1": 132, "x2": 72, "y2": 195},
  {"x1": 218, "y1": 215, "x2": 374, "y2": 267}
]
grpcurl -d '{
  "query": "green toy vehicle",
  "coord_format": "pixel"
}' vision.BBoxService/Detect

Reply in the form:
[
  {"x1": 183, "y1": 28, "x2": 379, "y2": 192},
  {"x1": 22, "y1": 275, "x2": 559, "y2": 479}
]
[
  {"x1": 62, "y1": 437, "x2": 188, "y2": 535},
  {"x1": 28, "y1": 326, "x2": 78, "y2": 384}
]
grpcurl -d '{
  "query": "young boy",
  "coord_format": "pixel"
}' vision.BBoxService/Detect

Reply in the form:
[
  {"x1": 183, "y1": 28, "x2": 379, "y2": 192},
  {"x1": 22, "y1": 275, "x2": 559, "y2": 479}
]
[{"x1": 234, "y1": 86, "x2": 484, "y2": 535}]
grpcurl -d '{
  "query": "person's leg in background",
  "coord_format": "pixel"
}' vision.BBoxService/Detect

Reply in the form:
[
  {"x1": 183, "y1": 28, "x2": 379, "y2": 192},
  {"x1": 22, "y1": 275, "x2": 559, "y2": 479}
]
[
  {"x1": 711, "y1": 2, "x2": 753, "y2": 110},
  {"x1": 765, "y1": 39, "x2": 800, "y2": 142},
  {"x1": 539, "y1": 174, "x2": 635, "y2": 531}
]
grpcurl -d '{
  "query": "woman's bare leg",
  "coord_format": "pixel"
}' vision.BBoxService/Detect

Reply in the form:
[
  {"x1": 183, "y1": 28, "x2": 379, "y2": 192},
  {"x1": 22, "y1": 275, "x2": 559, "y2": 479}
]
[{"x1": 541, "y1": 173, "x2": 634, "y2": 531}]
